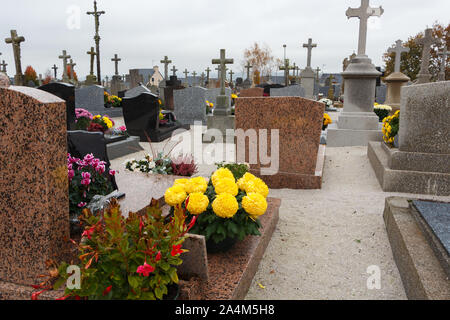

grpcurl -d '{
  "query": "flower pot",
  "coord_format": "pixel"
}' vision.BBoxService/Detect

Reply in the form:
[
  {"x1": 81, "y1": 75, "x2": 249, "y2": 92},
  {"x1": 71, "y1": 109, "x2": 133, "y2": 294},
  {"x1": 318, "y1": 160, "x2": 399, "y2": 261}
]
[
  {"x1": 322, "y1": 124, "x2": 328, "y2": 131},
  {"x1": 164, "y1": 283, "x2": 180, "y2": 300},
  {"x1": 206, "y1": 237, "x2": 238, "y2": 254}
]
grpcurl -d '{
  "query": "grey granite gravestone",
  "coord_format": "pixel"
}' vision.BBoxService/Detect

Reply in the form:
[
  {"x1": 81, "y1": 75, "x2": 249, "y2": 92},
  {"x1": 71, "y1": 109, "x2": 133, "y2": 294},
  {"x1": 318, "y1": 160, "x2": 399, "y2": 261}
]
[
  {"x1": 125, "y1": 84, "x2": 151, "y2": 98},
  {"x1": 376, "y1": 84, "x2": 387, "y2": 104},
  {"x1": 205, "y1": 87, "x2": 232, "y2": 108},
  {"x1": 270, "y1": 84, "x2": 305, "y2": 97},
  {"x1": 75, "y1": 85, "x2": 122, "y2": 118},
  {"x1": 174, "y1": 86, "x2": 207, "y2": 125}
]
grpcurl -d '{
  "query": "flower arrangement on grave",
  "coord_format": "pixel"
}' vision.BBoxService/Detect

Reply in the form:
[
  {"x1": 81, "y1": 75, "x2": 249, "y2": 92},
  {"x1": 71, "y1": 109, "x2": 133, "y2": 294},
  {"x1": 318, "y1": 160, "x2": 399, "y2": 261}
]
[
  {"x1": 382, "y1": 110, "x2": 400, "y2": 146},
  {"x1": 165, "y1": 167, "x2": 269, "y2": 252},
  {"x1": 68, "y1": 153, "x2": 115, "y2": 218},
  {"x1": 125, "y1": 153, "x2": 197, "y2": 177},
  {"x1": 319, "y1": 98, "x2": 333, "y2": 108},
  {"x1": 111, "y1": 125, "x2": 129, "y2": 137},
  {"x1": 104, "y1": 92, "x2": 122, "y2": 108},
  {"x1": 216, "y1": 161, "x2": 250, "y2": 180},
  {"x1": 205, "y1": 100, "x2": 214, "y2": 114},
  {"x1": 74, "y1": 108, "x2": 115, "y2": 133},
  {"x1": 374, "y1": 103, "x2": 392, "y2": 122},
  {"x1": 323, "y1": 113, "x2": 333, "y2": 130},
  {"x1": 31, "y1": 199, "x2": 194, "y2": 300}
]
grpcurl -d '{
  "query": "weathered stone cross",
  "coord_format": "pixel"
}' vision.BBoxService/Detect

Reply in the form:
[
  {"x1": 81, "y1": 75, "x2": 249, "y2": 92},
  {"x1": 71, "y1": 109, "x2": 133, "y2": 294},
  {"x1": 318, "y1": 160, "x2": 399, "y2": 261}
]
[
  {"x1": 4, "y1": 30, "x2": 25, "y2": 85},
  {"x1": 52, "y1": 64, "x2": 58, "y2": 79},
  {"x1": 302, "y1": 38, "x2": 317, "y2": 68},
  {"x1": 111, "y1": 54, "x2": 121, "y2": 76},
  {"x1": 388, "y1": 40, "x2": 410, "y2": 73},
  {"x1": 58, "y1": 50, "x2": 71, "y2": 82},
  {"x1": 160, "y1": 56, "x2": 172, "y2": 80},
  {"x1": 192, "y1": 71, "x2": 197, "y2": 85},
  {"x1": 346, "y1": 0, "x2": 384, "y2": 56},
  {"x1": 438, "y1": 45, "x2": 449, "y2": 81},
  {"x1": 416, "y1": 28, "x2": 440, "y2": 84},
  {"x1": 244, "y1": 61, "x2": 252, "y2": 80},
  {"x1": 200, "y1": 72, "x2": 205, "y2": 86},
  {"x1": 279, "y1": 59, "x2": 295, "y2": 86},
  {"x1": 212, "y1": 49, "x2": 234, "y2": 95},
  {"x1": 183, "y1": 69, "x2": 189, "y2": 85},
  {"x1": 87, "y1": 0, "x2": 105, "y2": 84},
  {"x1": 1, "y1": 60, "x2": 7, "y2": 73},
  {"x1": 87, "y1": 47, "x2": 97, "y2": 76},
  {"x1": 229, "y1": 69, "x2": 235, "y2": 83},
  {"x1": 205, "y1": 67, "x2": 211, "y2": 83},
  {"x1": 69, "y1": 59, "x2": 76, "y2": 81},
  {"x1": 171, "y1": 65, "x2": 178, "y2": 77}
]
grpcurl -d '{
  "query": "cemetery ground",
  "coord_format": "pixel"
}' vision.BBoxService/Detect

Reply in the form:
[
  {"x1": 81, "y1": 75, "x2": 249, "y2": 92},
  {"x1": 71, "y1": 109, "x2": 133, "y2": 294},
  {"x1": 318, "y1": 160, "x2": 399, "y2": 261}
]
[{"x1": 109, "y1": 122, "x2": 450, "y2": 300}]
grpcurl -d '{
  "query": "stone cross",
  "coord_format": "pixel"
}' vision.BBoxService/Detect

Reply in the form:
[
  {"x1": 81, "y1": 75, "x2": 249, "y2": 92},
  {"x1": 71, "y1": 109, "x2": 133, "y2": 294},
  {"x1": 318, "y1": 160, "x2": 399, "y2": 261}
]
[
  {"x1": 192, "y1": 71, "x2": 197, "y2": 85},
  {"x1": 87, "y1": 47, "x2": 97, "y2": 76},
  {"x1": 205, "y1": 67, "x2": 211, "y2": 83},
  {"x1": 4, "y1": 30, "x2": 25, "y2": 85},
  {"x1": 229, "y1": 69, "x2": 235, "y2": 83},
  {"x1": 303, "y1": 38, "x2": 317, "y2": 68},
  {"x1": 171, "y1": 65, "x2": 178, "y2": 77},
  {"x1": 111, "y1": 54, "x2": 121, "y2": 76},
  {"x1": 200, "y1": 72, "x2": 205, "y2": 86},
  {"x1": 388, "y1": 40, "x2": 410, "y2": 73},
  {"x1": 346, "y1": 0, "x2": 384, "y2": 56},
  {"x1": 1, "y1": 60, "x2": 7, "y2": 73},
  {"x1": 212, "y1": 49, "x2": 234, "y2": 95},
  {"x1": 279, "y1": 59, "x2": 295, "y2": 86},
  {"x1": 244, "y1": 61, "x2": 252, "y2": 80},
  {"x1": 58, "y1": 50, "x2": 71, "y2": 82},
  {"x1": 416, "y1": 28, "x2": 440, "y2": 84},
  {"x1": 160, "y1": 56, "x2": 172, "y2": 80},
  {"x1": 87, "y1": 0, "x2": 105, "y2": 84},
  {"x1": 69, "y1": 59, "x2": 76, "y2": 81},
  {"x1": 52, "y1": 64, "x2": 58, "y2": 79},
  {"x1": 315, "y1": 67, "x2": 321, "y2": 82},
  {"x1": 437, "y1": 45, "x2": 448, "y2": 81},
  {"x1": 183, "y1": 68, "x2": 189, "y2": 85}
]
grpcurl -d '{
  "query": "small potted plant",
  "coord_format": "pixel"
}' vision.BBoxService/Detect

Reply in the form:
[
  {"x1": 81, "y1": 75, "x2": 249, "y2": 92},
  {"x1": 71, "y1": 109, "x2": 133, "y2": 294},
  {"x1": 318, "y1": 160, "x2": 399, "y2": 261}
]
[
  {"x1": 31, "y1": 199, "x2": 195, "y2": 300},
  {"x1": 205, "y1": 100, "x2": 214, "y2": 114},
  {"x1": 323, "y1": 113, "x2": 333, "y2": 130},
  {"x1": 164, "y1": 166, "x2": 269, "y2": 253},
  {"x1": 382, "y1": 110, "x2": 400, "y2": 147},
  {"x1": 374, "y1": 103, "x2": 392, "y2": 122}
]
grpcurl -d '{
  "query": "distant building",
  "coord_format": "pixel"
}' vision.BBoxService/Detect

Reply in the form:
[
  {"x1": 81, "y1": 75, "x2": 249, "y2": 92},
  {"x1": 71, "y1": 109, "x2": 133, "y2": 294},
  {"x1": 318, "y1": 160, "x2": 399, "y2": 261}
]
[{"x1": 129, "y1": 66, "x2": 164, "y2": 88}]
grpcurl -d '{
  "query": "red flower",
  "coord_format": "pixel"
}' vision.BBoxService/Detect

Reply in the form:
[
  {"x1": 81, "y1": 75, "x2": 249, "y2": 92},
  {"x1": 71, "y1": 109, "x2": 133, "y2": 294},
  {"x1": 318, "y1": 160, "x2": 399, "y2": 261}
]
[
  {"x1": 82, "y1": 226, "x2": 95, "y2": 240},
  {"x1": 187, "y1": 216, "x2": 197, "y2": 233},
  {"x1": 103, "y1": 285, "x2": 112, "y2": 296},
  {"x1": 136, "y1": 261, "x2": 155, "y2": 277},
  {"x1": 31, "y1": 288, "x2": 50, "y2": 300},
  {"x1": 139, "y1": 217, "x2": 144, "y2": 234},
  {"x1": 155, "y1": 251, "x2": 161, "y2": 262},
  {"x1": 171, "y1": 244, "x2": 184, "y2": 257}
]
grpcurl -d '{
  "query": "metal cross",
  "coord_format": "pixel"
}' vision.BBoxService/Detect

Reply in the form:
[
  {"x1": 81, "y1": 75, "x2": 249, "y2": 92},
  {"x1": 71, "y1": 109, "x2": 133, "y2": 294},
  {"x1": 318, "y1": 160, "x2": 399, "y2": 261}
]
[
  {"x1": 52, "y1": 64, "x2": 58, "y2": 79},
  {"x1": 171, "y1": 65, "x2": 178, "y2": 77}
]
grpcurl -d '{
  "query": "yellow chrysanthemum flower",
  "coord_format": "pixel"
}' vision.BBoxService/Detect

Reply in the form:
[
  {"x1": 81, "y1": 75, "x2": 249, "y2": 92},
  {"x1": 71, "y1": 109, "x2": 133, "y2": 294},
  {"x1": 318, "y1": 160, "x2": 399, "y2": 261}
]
[
  {"x1": 212, "y1": 193, "x2": 239, "y2": 219},
  {"x1": 242, "y1": 193, "x2": 268, "y2": 218},
  {"x1": 214, "y1": 178, "x2": 238, "y2": 196},
  {"x1": 186, "y1": 177, "x2": 208, "y2": 194},
  {"x1": 211, "y1": 168, "x2": 235, "y2": 186},
  {"x1": 174, "y1": 178, "x2": 190, "y2": 191},
  {"x1": 186, "y1": 192, "x2": 209, "y2": 215},
  {"x1": 237, "y1": 172, "x2": 257, "y2": 190},
  {"x1": 164, "y1": 186, "x2": 187, "y2": 206},
  {"x1": 245, "y1": 178, "x2": 269, "y2": 198}
]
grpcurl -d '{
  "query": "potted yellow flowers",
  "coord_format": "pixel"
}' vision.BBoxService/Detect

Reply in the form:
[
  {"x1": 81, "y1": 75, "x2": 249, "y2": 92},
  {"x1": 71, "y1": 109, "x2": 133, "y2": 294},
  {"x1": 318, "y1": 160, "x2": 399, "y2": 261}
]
[
  {"x1": 164, "y1": 167, "x2": 269, "y2": 253},
  {"x1": 323, "y1": 113, "x2": 332, "y2": 130},
  {"x1": 382, "y1": 110, "x2": 400, "y2": 147}
]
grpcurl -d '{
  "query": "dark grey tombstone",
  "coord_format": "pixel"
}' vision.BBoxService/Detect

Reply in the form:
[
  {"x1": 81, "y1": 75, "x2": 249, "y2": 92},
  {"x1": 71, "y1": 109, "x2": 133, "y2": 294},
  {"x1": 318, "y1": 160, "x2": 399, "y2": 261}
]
[{"x1": 39, "y1": 82, "x2": 76, "y2": 130}]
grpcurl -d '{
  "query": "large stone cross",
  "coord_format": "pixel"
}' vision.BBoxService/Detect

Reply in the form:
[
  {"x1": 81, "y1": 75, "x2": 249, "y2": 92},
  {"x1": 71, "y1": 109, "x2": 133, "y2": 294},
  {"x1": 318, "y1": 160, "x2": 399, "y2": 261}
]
[
  {"x1": 160, "y1": 56, "x2": 172, "y2": 80},
  {"x1": 58, "y1": 50, "x2": 71, "y2": 82},
  {"x1": 416, "y1": 28, "x2": 440, "y2": 84},
  {"x1": 111, "y1": 54, "x2": 121, "y2": 75},
  {"x1": 244, "y1": 61, "x2": 252, "y2": 80},
  {"x1": 5, "y1": 30, "x2": 25, "y2": 85},
  {"x1": 279, "y1": 58, "x2": 295, "y2": 86},
  {"x1": 52, "y1": 64, "x2": 58, "y2": 79},
  {"x1": 388, "y1": 40, "x2": 410, "y2": 73},
  {"x1": 346, "y1": 0, "x2": 384, "y2": 56},
  {"x1": 171, "y1": 65, "x2": 178, "y2": 76},
  {"x1": 87, "y1": 0, "x2": 105, "y2": 84},
  {"x1": 438, "y1": 45, "x2": 449, "y2": 81},
  {"x1": 87, "y1": 47, "x2": 97, "y2": 76},
  {"x1": 302, "y1": 38, "x2": 317, "y2": 68},
  {"x1": 69, "y1": 59, "x2": 76, "y2": 81},
  {"x1": 212, "y1": 49, "x2": 234, "y2": 95},
  {"x1": 1, "y1": 60, "x2": 7, "y2": 73}
]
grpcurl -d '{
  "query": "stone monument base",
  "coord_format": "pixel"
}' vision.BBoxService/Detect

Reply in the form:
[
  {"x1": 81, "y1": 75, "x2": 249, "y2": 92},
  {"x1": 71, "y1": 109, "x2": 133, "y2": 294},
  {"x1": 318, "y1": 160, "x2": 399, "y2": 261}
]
[
  {"x1": 383, "y1": 197, "x2": 450, "y2": 300},
  {"x1": 250, "y1": 145, "x2": 325, "y2": 190},
  {"x1": 368, "y1": 141, "x2": 450, "y2": 196},
  {"x1": 327, "y1": 122, "x2": 382, "y2": 147}
]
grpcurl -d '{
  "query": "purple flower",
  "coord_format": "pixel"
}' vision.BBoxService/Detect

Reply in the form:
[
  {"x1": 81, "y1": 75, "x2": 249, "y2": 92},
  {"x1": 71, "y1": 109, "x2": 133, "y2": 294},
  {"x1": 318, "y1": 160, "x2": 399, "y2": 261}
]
[
  {"x1": 81, "y1": 172, "x2": 91, "y2": 180},
  {"x1": 109, "y1": 170, "x2": 116, "y2": 176},
  {"x1": 96, "y1": 164, "x2": 105, "y2": 174},
  {"x1": 81, "y1": 178, "x2": 91, "y2": 186},
  {"x1": 77, "y1": 202, "x2": 87, "y2": 208},
  {"x1": 68, "y1": 169, "x2": 75, "y2": 181}
]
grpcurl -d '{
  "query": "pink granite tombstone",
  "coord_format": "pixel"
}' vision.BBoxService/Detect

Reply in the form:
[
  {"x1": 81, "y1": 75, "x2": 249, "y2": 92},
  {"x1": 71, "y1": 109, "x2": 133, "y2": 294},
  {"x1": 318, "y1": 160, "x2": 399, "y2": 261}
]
[
  {"x1": 239, "y1": 87, "x2": 264, "y2": 97},
  {"x1": 0, "y1": 86, "x2": 69, "y2": 295},
  {"x1": 235, "y1": 97, "x2": 325, "y2": 189}
]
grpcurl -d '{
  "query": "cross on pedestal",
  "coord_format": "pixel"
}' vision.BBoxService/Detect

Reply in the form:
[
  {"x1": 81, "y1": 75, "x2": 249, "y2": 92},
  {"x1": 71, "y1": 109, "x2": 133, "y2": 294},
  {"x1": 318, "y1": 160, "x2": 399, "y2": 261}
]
[
  {"x1": 346, "y1": 0, "x2": 384, "y2": 56},
  {"x1": 212, "y1": 49, "x2": 234, "y2": 96},
  {"x1": 87, "y1": 0, "x2": 105, "y2": 85},
  {"x1": 416, "y1": 28, "x2": 440, "y2": 84},
  {"x1": 183, "y1": 69, "x2": 189, "y2": 85},
  {"x1": 52, "y1": 64, "x2": 58, "y2": 79},
  {"x1": 315, "y1": 67, "x2": 321, "y2": 82},
  {"x1": 69, "y1": 59, "x2": 76, "y2": 81},
  {"x1": 111, "y1": 54, "x2": 121, "y2": 76},
  {"x1": 192, "y1": 71, "x2": 197, "y2": 86},
  {"x1": 1, "y1": 60, "x2": 8, "y2": 73},
  {"x1": 160, "y1": 56, "x2": 172, "y2": 80},
  {"x1": 244, "y1": 61, "x2": 252, "y2": 80},
  {"x1": 200, "y1": 72, "x2": 205, "y2": 86},
  {"x1": 86, "y1": 47, "x2": 97, "y2": 77},
  {"x1": 205, "y1": 67, "x2": 211, "y2": 83},
  {"x1": 388, "y1": 40, "x2": 410, "y2": 73},
  {"x1": 302, "y1": 38, "x2": 317, "y2": 68},
  {"x1": 58, "y1": 50, "x2": 71, "y2": 82},
  {"x1": 438, "y1": 45, "x2": 449, "y2": 81},
  {"x1": 229, "y1": 69, "x2": 234, "y2": 83},
  {"x1": 4, "y1": 30, "x2": 25, "y2": 85},
  {"x1": 279, "y1": 59, "x2": 295, "y2": 86},
  {"x1": 171, "y1": 65, "x2": 178, "y2": 77}
]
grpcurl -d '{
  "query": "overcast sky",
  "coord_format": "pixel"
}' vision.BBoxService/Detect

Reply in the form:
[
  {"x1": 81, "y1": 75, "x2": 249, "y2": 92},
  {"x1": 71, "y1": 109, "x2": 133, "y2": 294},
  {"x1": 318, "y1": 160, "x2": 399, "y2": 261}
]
[{"x1": 1, "y1": 0, "x2": 449, "y2": 80}]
